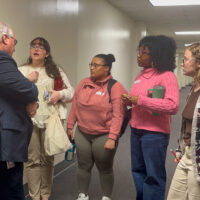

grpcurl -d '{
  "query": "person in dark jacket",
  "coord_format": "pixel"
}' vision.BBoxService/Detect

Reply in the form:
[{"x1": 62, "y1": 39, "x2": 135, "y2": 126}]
[{"x1": 0, "y1": 22, "x2": 38, "y2": 200}]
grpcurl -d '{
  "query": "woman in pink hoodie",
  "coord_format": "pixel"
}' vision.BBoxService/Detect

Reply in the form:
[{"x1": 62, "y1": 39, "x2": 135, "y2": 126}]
[
  {"x1": 67, "y1": 54, "x2": 127, "y2": 200},
  {"x1": 122, "y1": 35, "x2": 180, "y2": 200}
]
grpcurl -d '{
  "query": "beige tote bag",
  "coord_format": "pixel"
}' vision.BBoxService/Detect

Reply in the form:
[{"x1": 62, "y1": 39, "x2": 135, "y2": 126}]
[{"x1": 44, "y1": 112, "x2": 72, "y2": 156}]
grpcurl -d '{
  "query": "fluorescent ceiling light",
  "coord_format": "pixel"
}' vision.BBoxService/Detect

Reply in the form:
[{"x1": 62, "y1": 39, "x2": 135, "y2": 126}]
[
  {"x1": 57, "y1": 0, "x2": 79, "y2": 13},
  {"x1": 175, "y1": 31, "x2": 200, "y2": 35},
  {"x1": 185, "y1": 42, "x2": 199, "y2": 46},
  {"x1": 184, "y1": 43, "x2": 192, "y2": 47},
  {"x1": 149, "y1": 0, "x2": 200, "y2": 6},
  {"x1": 97, "y1": 30, "x2": 130, "y2": 39}
]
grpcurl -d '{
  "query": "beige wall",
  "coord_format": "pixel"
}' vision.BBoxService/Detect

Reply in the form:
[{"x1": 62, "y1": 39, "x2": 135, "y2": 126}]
[
  {"x1": 1, "y1": 0, "x2": 146, "y2": 88},
  {"x1": 0, "y1": 0, "x2": 145, "y2": 172},
  {"x1": 77, "y1": 0, "x2": 139, "y2": 90},
  {"x1": 0, "y1": 0, "x2": 78, "y2": 87}
]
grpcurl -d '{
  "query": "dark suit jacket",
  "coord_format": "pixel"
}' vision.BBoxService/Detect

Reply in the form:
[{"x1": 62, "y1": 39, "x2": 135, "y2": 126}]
[{"x1": 0, "y1": 50, "x2": 38, "y2": 162}]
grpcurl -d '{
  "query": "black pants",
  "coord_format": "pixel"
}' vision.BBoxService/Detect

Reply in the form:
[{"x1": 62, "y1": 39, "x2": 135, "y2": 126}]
[{"x1": 0, "y1": 161, "x2": 25, "y2": 200}]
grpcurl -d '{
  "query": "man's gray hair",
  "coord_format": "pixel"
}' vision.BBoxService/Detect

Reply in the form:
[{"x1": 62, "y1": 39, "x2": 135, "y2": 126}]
[{"x1": 0, "y1": 23, "x2": 13, "y2": 43}]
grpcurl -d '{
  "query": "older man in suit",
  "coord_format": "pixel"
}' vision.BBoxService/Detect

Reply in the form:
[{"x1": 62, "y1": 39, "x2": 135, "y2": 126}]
[{"x1": 0, "y1": 22, "x2": 38, "y2": 200}]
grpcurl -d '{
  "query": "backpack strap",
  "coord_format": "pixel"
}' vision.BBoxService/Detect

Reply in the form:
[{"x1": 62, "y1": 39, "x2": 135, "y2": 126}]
[{"x1": 107, "y1": 78, "x2": 117, "y2": 103}]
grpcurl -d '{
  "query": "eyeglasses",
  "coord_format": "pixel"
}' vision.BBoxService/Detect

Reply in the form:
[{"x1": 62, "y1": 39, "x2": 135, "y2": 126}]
[
  {"x1": 31, "y1": 45, "x2": 45, "y2": 50},
  {"x1": 137, "y1": 50, "x2": 150, "y2": 56},
  {"x1": 182, "y1": 58, "x2": 195, "y2": 64},
  {"x1": 89, "y1": 63, "x2": 106, "y2": 68},
  {"x1": 10, "y1": 36, "x2": 17, "y2": 46}
]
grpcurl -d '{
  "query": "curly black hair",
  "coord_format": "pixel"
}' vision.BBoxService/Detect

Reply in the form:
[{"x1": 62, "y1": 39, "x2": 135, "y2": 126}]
[{"x1": 138, "y1": 35, "x2": 177, "y2": 72}]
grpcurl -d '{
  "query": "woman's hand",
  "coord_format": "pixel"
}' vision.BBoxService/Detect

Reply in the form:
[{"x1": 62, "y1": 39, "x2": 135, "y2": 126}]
[
  {"x1": 121, "y1": 94, "x2": 139, "y2": 105},
  {"x1": 174, "y1": 158, "x2": 180, "y2": 163},
  {"x1": 49, "y1": 90, "x2": 61, "y2": 104},
  {"x1": 67, "y1": 128, "x2": 74, "y2": 140},
  {"x1": 121, "y1": 94, "x2": 131, "y2": 104},
  {"x1": 104, "y1": 138, "x2": 116, "y2": 150},
  {"x1": 129, "y1": 96, "x2": 139, "y2": 105},
  {"x1": 27, "y1": 71, "x2": 39, "y2": 83}
]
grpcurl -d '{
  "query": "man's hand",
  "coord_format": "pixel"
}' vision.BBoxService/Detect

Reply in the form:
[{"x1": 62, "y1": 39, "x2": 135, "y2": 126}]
[
  {"x1": 26, "y1": 102, "x2": 38, "y2": 118},
  {"x1": 27, "y1": 71, "x2": 39, "y2": 83}
]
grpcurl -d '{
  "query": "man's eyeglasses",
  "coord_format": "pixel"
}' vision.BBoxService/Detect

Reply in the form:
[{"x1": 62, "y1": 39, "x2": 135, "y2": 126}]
[
  {"x1": 89, "y1": 63, "x2": 106, "y2": 68},
  {"x1": 10, "y1": 36, "x2": 17, "y2": 46},
  {"x1": 31, "y1": 45, "x2": 45, "y2": 50}
]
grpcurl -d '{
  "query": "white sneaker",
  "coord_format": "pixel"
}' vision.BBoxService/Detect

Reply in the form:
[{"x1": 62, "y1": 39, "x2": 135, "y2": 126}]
[
  {"x1": 102, "y1": 196, "x2": 111, "y2": 200},
  {"x1": 76, "y1": 193, "x2": 89, "y2": 200}
]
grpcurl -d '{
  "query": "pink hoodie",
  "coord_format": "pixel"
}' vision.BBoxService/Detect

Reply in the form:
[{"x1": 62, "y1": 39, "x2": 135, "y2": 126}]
[
  {"x1": 67, "y1": 75, "x2": 127, "y2": 140},
  {"x1": 129, "y1": 68, "x2": 180, "y2": 134}
]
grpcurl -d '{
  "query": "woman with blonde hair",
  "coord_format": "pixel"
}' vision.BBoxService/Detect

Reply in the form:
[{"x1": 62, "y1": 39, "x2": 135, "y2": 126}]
[{"x1": 167, "y1": 42, "x2": 200, "y2": 200}]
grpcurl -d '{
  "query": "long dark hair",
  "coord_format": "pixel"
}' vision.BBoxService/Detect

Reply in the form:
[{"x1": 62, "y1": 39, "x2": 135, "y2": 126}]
[
  {"x1": 25, "y1": 37, "x2": 60, "y2": 79},
  {"x1": 138, "y1": 35, "x2": 177, "y2": 72}
]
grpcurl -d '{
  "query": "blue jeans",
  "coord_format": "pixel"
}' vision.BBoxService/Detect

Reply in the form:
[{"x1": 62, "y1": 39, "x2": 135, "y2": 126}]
[{"x1": 130, "y1": 128, "x2": 169, "y2": 200}]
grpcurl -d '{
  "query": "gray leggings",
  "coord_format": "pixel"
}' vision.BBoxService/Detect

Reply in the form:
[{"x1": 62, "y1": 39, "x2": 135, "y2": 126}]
[{"x1": 75, "y1": 128, "x2": 118, "y2": 197}]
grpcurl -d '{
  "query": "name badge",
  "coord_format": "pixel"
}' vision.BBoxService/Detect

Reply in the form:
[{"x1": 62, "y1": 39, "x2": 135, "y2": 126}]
[
  {"x1": 96, "y1": 91, "x2": 105, "y2": 96},
  {"x1": 134, "y1": 80, "x2": 141, "y2": 84},
  {"x1": 7, "y1": 162, "x2": 15, "y2": 169}
]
